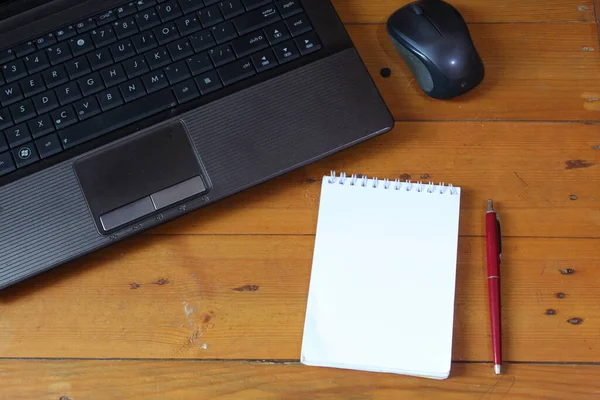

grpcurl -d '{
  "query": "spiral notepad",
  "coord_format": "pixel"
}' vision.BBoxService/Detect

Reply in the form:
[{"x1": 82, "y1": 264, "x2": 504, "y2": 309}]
[{"x1": 301, "y1": 172, "x2": 462, "y2": 379}]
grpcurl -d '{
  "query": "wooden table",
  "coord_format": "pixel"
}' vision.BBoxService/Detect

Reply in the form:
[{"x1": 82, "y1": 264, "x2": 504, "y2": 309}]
[{"x1": 2, "y1": 0, "x2": 600, "y2": 398}]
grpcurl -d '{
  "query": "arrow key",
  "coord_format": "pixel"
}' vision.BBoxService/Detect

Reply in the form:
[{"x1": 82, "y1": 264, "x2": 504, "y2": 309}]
[
  {"x1": 251, "y1": 48, "x2": 278, "y2": 72},
  {"x1": 272, "y1": 40, "x2": 299, "y2": 64},
  {"x1": 295, "y1": 31, "x2": 322, "y2": 56},
  {"x1": 264, "y1": 21, "x2": 289, "y2": 45},
  {"x1": 35, "y1": 133, "x2": 63, "y2": 159}
]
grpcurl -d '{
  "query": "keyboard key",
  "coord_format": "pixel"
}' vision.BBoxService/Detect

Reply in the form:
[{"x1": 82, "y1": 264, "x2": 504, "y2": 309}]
[
  {"x1": 0, "y1": 150, "x2": 15, "y2": 176},
  {"x1": 141, "y1": 70, "x2": 169, "y2": 93},
  {"x1": 195, "y1": 70, "x2": 222, "y2": 94},
  {"x1": 178, "y1": 0, "x2": 204, "y2": 14},
  {"x1": 58, "y1": 88, "x2": 176, "y2": 149},
  {"x1": 55, "y1": 26, "x2": 77, "y2": 41},
  {"x1": 35, "y1": 133, "x2": 63, "y2": 159},
  {"x1": 175, "y1": 14, "x2": 202, "y2": 36},
  {"x1": 172, "y1": 78, "x2": 199, "y2": 103},
  {"x1": 132, "y1": 32, "x2": 159, "y2": 53},
  {"x1": 135, "y1": 0, "x2": 157, "y2": 10},
  {"x1": 217, "y1": 57, "x2": 254, "y2": 86},
  {"x1": 276, "y1": 0, "x2": 302, "y2": 17},
  {"x1": 272, "y1": 39, "x2": 299, "y2": 63},
  {"x1": 145, "y1": 46, "x2": 171, "y2": 69},
  {"x1": 19, "y1": 74, "x2": 46, "y2": 97},
  {"x1": 0, "y1": 134, "x2": 7, "y2": 152},
  {"x1": 0, "y1": 71, "x2": 5, "y2": 86},
  {"x1": 0, "y1": 83, "x2": 24, "y2": 106},
  {"x1": 264, "y1": 21, "x2": 289, "y2": 45},
  {"x1": 28, "y1": 114, "x2": 55, "y2": 138},
  {"x1": 295, "y1": 31, "x2": 321, "y2": 55},
  {"x1": 91, "y1": 26, "x2": 118, "y2": 48},
  {"x1": 65, "y1": 56, "x2": 92, "y2": 79},
  {"x1": 14, "y1": 41, "x2": 36, "y2": 57},
  {"x1": 32, "y1": 91, "x2": 59, "y2": 114},
  {"x1": 0, "y1": 49, "x2": 15, "y2": 64},
  {"x1": 101, "y1": 64, "x2": 128, "y2": 86},
  {"x1": 97, "y1": 87, "x2": 124, "y2": 111},
  {"x1": 88, "y1": 48, "x2": 114, "y2": 71},
  {"x1": 56, "y1": 82, "x2": 83, "y2": 105},
  {"x1": 114, "y1": 18, "x2": 140, "y2": 39},
  {"x1": 35, "y1": 33, "x2": 58, "y2": 49},
  {"x1": 186, "y1": 52, "x2": 213, "y2": 75},
  {"x1": 189, "y1": 30, "x2": 215, "y2": 52},
  {"x1": 0, "y1": 108, "x2": 13, "y2": 130},
  {"x1": 198, "y1": 5, "x2": 224, "y2": 27},
  {"x1": 211, "y1": 21, "x2": 238, "y2": 44},
  {"x1": 5, "y1": 123, "x2": 31, "y2": 147},
  {"x1": 286, "y1": 12, "x2": 311, "y2": 37},
  {"x1": 24, "y1": 51, "x2": 50, "y2": 74},
  {"x1": 251, "y1": 48, "x2": 277, "y2": 72},
  {"x1": 241, "y1": 0, "x2": 271, "y2": 10},
  {"x1": 3, "y1": 60, "x2": 28, "y2": 82},
  {"x1": 135, "y1": 9, "x2": 162, "y2": 30},
  {"x1": 79, "y1": 72, "x2": 105, "y2": 96},
  {"x1": 233, "y1": 4, "x2": 280, "y2": 35},
  {"x1": 157, "y1": 1, "x2": 182, "y2": 21},
  {"x1": 46, "y1": 42, "x2": 72, "y2": 65},
  {"x1": 165, "y1": 60, "x2": 191, "y2": 84},
  {"x1": 10, "y1": 99, "x2": 36, "y2": 124},
  {"x1": 209, "y1": 43, "x2": 235, "y2": 67},
  {"x1": 167, "y1": 38, "x2": 194, "y2": 61},
  {"x1": 119, "y1": 78, "x2": 146, "y2": 102},
  {"x1": 95, "y1": 10, "x2": 118, "y2": 25},
  {"x1": 122, "y1": 56, "x2": 150, "y2": 78},
  {"x1": 154, "y1": 22, "x2": 180, "y2": 45},
  {"x1": 52, "y1": 105, "x2": 78, "y2": 129},
  {"x1": 232, "y1": 30, "x2": 268, "y2": 57},
  {"x1": 220, "y1": 0, "x2": 245, "y2": 19},
  {"x1": 110, "y1": 39, "x2": 136, "y2": 62},
  {"x1": 74, "y1": 97, "x2": 102, "y2": 120},
  {"x1": 12, "y1": 143, "x2": 39, "y2": 168},
  {"x1": 68, "y1": 34, "x2": 95, "y2": 57},
  {"x1": 117, "y1": 2, "x2": 138, "y2": 17},
  {"x1": 75, "y1": 17, "x2": 97, "y2": 33}
]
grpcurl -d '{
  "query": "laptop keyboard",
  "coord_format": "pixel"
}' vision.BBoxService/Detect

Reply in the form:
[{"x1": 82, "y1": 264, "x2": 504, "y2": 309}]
[{"x1": 0, "y1": 0, "x2": 322, "y2": 178}]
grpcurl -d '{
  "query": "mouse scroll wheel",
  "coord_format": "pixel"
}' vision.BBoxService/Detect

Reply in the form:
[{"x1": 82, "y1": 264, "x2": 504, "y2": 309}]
[{"x1": 409, "y1": 4, "x2": 424, "y2": 15}]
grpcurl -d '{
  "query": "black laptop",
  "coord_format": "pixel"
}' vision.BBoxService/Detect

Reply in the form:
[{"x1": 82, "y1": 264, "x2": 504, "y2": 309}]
[{"x1": 0, "y1": 0, "x2": 393, "y2": 289}]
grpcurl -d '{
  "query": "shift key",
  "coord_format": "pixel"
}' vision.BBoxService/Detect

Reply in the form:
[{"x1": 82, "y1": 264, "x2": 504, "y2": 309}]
[
  {"x1": 218, "y1": 58, "x2": 255, "y2": 86},
  {"x1": 232, "y1": 31, "x2": 269, "y2": 57},
  {"x1": 233, "y1": 5, "x2": 281, "y2": 35}
]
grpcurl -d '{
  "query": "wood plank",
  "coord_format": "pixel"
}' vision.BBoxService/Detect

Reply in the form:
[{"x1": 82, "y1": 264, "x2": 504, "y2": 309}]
[
  {"x1": 152, "y1": 122, "x2": 600, "y2": 238},
  {"x1": 348, "y1": 23, "x2": 600, "y2": 121},
  {"x1": 332, "y1": 0, "x2": 595, "y2": 24},
  {"x1": 1, "y1": 361, "x2": 600, "y2": 399},
  {"x1": 2, "y1": 235, "x2": 600, "y2": 362}
]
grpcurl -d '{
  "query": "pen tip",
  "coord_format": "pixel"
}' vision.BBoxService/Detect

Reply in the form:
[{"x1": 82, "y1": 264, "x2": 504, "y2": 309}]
[
  {"x1": 494, "y1": 364, "x2": 502, "y2": 375},
  {"x1": 487, "y1": 199, "x2": 494, "y2": 212}
]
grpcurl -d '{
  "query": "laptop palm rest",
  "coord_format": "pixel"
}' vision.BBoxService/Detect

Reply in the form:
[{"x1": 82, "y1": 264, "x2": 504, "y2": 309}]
[{"x1": 74, "y1": 120, "x2": 209, "y2": 234}]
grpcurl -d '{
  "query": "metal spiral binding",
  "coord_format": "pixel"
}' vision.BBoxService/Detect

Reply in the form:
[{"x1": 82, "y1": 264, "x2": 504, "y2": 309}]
[{"x1": 327, "y1": 171, "x2": 458, "y2": 195}]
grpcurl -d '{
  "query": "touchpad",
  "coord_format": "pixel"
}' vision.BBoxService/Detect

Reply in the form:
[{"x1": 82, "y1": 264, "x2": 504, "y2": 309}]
[{"x1": 74, "y1": 120, "x2": 209, "y2": 234}]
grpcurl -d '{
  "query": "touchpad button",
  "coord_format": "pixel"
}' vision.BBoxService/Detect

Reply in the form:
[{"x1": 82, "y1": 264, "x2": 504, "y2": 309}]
[{"x1": 74, "y1": 120, "x2": 208, "y2": 234}]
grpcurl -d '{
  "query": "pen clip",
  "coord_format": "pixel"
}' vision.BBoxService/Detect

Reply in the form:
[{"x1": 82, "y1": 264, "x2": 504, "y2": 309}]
[{"x1": 496, "y1": 213, "x2": 503, "y2": 263}]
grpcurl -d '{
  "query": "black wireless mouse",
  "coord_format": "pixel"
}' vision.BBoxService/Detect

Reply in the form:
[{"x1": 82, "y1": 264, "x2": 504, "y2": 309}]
[{"x1": 387, "y1": 0, "x2": 484, "y2": 99}]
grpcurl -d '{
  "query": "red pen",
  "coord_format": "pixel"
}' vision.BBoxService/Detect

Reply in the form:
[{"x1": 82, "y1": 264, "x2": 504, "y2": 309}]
[{"x1": 486, "y1": 199, "x2": 503, "y2": 375}]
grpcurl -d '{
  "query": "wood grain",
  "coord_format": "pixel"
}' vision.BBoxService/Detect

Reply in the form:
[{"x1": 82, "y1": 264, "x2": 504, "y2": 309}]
[
  {"x1": 348, "y1": 23, "x2": 600, "y2": 121},
  {"x1": 151, "y1": 122, "x2": 600, "y2": 238},
  {"x1": 2, "y1": 235, "x2": 600, "y2": 362},
  {"x1": 332, "y1": 0, "x2": 596, "y2": 24},
  {"x1": 1, "y1": 361, "x2": 599, "y2": 400}
]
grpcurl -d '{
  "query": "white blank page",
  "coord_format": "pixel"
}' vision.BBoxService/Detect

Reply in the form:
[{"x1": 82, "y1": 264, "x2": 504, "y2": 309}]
[{"x1": 301, "y1": 175, "x2": 461, "y2": 379}]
